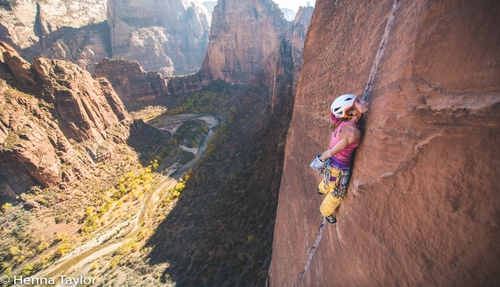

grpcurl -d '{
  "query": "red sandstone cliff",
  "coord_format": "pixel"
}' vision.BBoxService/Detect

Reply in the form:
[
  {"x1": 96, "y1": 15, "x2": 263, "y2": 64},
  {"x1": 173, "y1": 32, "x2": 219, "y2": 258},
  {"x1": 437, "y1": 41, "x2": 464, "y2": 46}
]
[
  {"x1": 198, "y1": 0, "x2": 311, "y2": 112},
  {"x1": 94, "y1": 58, "x2": 163, "y2": 110},
  {"x1": 200, "y1": 0, "x2": 289, "y2": 87},
  {"x1": 94, "y1": 57, "x2": 205, "y2": 109},
  {"x1": 0, "y1": 42, "x2": 130, "y2": 202},
  {"x1": 97, "y1": 1, "x2": 312, "y2": 111},
  {"x1": 270, "y1": 0, "x2": 500, "y2": 286}
]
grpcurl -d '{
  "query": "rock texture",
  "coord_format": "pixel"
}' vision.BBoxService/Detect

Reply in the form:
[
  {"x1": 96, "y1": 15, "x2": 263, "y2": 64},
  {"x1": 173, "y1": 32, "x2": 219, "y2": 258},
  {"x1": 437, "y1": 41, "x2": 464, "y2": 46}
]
[
  {"x1": 107, "y1": 0, "x2": 211, "y2": 76},
  {"x1": 0, "y1": 0, "x2": 109, "y2": 72},
  {"x1": 0, "y1": 0, "x2": 212, "y2": 76},
  {"x1": 200, "y1": 0, "x2": 289, "y2": 87},
  {"x1": 94, "y1": 58, "x2": 163, "y2": 110},
  {"x1": 0, "y1": 0, "x2": 107, "y2": 49},
  {"x1": 39, "y1": 22, "x2": 111, "y2": 74},
  {"x1": 0, "y1": 42, "x2": 130, "y2": 202},
  {"x1": 269, "y1": 0, "x2": 500, "y2": 286}
]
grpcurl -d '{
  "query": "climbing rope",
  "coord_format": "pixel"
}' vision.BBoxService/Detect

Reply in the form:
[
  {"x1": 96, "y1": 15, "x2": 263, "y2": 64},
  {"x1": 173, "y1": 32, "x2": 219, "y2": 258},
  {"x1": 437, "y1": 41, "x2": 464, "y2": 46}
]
[{"x1": 362, "y1": 0, "x2": 401, "y2": 102}]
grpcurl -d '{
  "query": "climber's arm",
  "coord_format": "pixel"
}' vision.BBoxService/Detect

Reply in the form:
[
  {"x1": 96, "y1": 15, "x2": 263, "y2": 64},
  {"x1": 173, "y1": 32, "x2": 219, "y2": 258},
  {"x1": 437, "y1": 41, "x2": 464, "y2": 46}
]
[{"x1": 319, "y1": 126, "x2": 360, "y2": 162}]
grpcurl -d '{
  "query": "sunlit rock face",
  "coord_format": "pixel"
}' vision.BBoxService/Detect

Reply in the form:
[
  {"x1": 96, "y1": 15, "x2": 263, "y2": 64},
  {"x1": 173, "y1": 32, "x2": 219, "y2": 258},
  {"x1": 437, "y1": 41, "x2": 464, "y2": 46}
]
[
  {"x1": 200, "y1": 0, "x2": 289, "y2": 87},
  {"x1": 0, "y1": 42, "x2": 130, "y2": 202},
  {"x1": 0, "y1": 0, "x2": 109, "y2": 73},
  {"x1": 0, "y1": 0, "x2": 210, "y2": 76},
  {"x1": 0, "y1": 0, "x2": 108, "y2": 49},
  {"x1": 270, "y1": 0, "x2": 500, "y2": 286},
  {"x1": 107, "y1": 0, "x2": 211, "y2": 76}
]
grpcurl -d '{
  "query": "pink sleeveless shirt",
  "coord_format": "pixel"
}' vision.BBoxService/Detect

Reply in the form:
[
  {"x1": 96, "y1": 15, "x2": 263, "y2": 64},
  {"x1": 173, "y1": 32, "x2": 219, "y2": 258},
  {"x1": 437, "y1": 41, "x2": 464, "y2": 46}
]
[{"x1": 329, "y1": 121, "x2": 360, "y2": 163}]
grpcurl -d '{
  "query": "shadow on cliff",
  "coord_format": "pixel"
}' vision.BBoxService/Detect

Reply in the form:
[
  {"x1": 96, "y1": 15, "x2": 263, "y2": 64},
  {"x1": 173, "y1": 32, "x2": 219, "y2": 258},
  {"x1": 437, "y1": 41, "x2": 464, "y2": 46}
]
[
  {"x1": 20, "y1": 22, "x2": 112, "y2": 67},
  {"x1": 144, "y1": 87, "x2": 288, "y2": 286},
  {"x1": 0, "y1": 24, "x2": 23, "y2": 53},
  {"x1": 126, "y1": 119, "x2": 171, "y2": 166}
]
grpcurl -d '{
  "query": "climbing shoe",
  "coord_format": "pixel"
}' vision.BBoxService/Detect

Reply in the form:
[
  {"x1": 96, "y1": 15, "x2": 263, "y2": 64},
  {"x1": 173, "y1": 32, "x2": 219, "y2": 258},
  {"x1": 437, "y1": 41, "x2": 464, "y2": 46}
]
[
  {"x1": 325, "y1": 214, "x2": 337, "y2": 224},
  {"x1": 317, "y1": 189, "x2": 324, "y2": 195}
]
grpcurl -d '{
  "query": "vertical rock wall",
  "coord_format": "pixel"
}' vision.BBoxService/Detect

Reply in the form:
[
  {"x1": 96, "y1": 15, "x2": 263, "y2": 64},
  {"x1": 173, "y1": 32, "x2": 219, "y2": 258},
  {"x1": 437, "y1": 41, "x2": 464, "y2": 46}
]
[
  {"x1": 94, "y1": 58, "x2": 162, "y2": 110},
  {"x1": 270, "y1": 0, "x2": 500, "y2": 286},
  {"x1": 200, "y1": 0, "x2": 289, "y2": 87}
]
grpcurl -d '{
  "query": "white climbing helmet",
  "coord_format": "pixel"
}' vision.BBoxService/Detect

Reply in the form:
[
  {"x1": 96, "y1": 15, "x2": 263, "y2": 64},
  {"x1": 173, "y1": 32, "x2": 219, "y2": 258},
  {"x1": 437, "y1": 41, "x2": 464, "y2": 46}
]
[{"x1": 330, "y1": 94, "x2": 357, "y2": 119}]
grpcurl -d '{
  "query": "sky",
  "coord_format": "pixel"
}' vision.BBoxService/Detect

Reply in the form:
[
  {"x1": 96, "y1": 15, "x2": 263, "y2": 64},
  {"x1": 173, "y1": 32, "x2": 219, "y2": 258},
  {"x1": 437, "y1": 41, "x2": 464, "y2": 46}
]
[{"x1": 272, "y1": 0, "x2": 315, "y2": 13}]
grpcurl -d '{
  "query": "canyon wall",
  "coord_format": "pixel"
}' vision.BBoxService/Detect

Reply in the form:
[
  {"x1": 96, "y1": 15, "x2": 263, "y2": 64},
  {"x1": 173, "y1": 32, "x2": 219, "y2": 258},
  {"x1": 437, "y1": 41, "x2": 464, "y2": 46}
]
[
  {"x1": 0, "y1": 0, "x2": 211, "y2": 76},
  {"x1": 94, "y1": 58, "x2": 164, "y2": 110},
  {"x1": 0, "y1": 42, "x2": 130, "y2": 202},
  {"x1": 107, "y1": 0, "x2": 211, "y2": 76},
  {"x1": 200, "y1": 0, "x2": 289, "y2": 87},
  {"x1": 94, "y1": 57, "x2": 206, "y2": 110},
  {"x1": 0, "y1": 0, "x2": 110, "y2": 73},
  {"x1": 270, "y1": 0, "x2": 500, "y2": 286},
  {"x1": 290, "y1": 6, "x2": 314, "y2": 101},
  {"x1": 96, "y1": 1, "x2": 312, "y2": 111},
  {"x1": 0, "y1": 0, "x2": 107, "y2": 49},
  {"x1": 200, "y1": 0, "x2": 312, "y2": 111}
]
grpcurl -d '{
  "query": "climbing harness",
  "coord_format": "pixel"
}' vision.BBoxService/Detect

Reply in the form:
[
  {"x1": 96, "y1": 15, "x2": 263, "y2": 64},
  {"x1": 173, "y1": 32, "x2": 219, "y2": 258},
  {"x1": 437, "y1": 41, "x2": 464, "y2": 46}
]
[
  {"x1": 317, "y1": 160, "x2": 351, "y2": 199},
  {"x1": 317, "y1": 161, "x2": 332, "y2": 186}
]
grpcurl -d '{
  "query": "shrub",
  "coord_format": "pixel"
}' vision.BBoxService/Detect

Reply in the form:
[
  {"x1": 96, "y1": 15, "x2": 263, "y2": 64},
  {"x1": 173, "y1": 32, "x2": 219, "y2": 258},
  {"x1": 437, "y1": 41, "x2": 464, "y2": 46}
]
[
  {"x1": 1, "y1": 203, "x2": 12, "y2": 212},
  {"x1": 109, "y1": 255, "x2": 121, "y2": 267},
  {"x1": 55, "y1": 233, "x2": 68, "y2": 242},
  {"x1": 56, "y1": 243, "x2": 71, "y2": 257},
  {"x1": 21, "y1": 263, "x2": 34, "y2": 275},
  {"x1": 37, "y1": 236, "x2": 50, "y2": 252},
  {"x1": 9, "y1": 246, "x2": 21, "y2": 256}
]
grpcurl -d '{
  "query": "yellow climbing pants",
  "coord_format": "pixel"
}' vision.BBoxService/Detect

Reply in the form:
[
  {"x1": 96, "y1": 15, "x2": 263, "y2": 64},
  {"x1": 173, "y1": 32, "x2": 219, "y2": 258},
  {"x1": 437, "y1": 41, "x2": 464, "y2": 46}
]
[{"x1": 318, "y1": 167, "x2": 344, "y2": 217}]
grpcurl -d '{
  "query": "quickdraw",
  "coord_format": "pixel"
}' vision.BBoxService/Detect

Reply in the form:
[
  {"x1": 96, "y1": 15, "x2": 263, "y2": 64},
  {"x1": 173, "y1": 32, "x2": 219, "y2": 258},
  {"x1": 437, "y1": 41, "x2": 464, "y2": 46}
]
[
  {"x1": 318, "y1": 161, "x2": 332, "y2": 186},
  {"x1": 332, "y1": 168, "x2": 350, "y2": 198}
]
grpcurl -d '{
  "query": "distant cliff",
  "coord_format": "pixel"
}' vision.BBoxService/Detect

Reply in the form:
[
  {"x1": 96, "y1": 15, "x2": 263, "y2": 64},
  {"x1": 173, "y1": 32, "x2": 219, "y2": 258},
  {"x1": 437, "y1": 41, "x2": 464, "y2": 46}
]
[
  {"x1": 107, "y1": 0, "x2": 211, "y2": 76},
  {"x1": 0, "y1": 0, "x2": 212, "y2": 76},
  {"x1": 94, "y1": 58, "x2": 165, "y2": 110},
  {"x1": 0, "y1": 0, "x2": 110, "y2": 73},
  {"x1": 96, "y1": 1, "x2": 312, "y2": 112},
  {"x1": 270, "y1": 0, "x2": 500, "y2": 286},
  {"x1": 0, "y1": 42, "x2": 130, "y2": 202},
  {"x1": 281, "y1": 8, "x2": 295, "y2": 21},
  {"x1": 200, "y1": 0, "x2": 288, "y2": 87},
  {"x1": 199, "y1": 0, "x2": 312, "y2": 111}
]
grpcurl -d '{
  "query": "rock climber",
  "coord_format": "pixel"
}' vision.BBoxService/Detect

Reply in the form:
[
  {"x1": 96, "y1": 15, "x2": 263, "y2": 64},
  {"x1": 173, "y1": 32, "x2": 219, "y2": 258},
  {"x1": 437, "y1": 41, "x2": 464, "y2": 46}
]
[{"x1": 310, "y1": 94, "x2": 368, "y2": 224}]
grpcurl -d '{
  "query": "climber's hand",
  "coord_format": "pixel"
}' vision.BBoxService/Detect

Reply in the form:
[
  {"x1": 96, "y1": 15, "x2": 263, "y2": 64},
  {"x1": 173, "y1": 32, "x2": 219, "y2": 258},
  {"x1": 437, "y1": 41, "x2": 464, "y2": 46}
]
[{"x1": 355, "y1": 99, "x2": 369, "y2": 114}]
